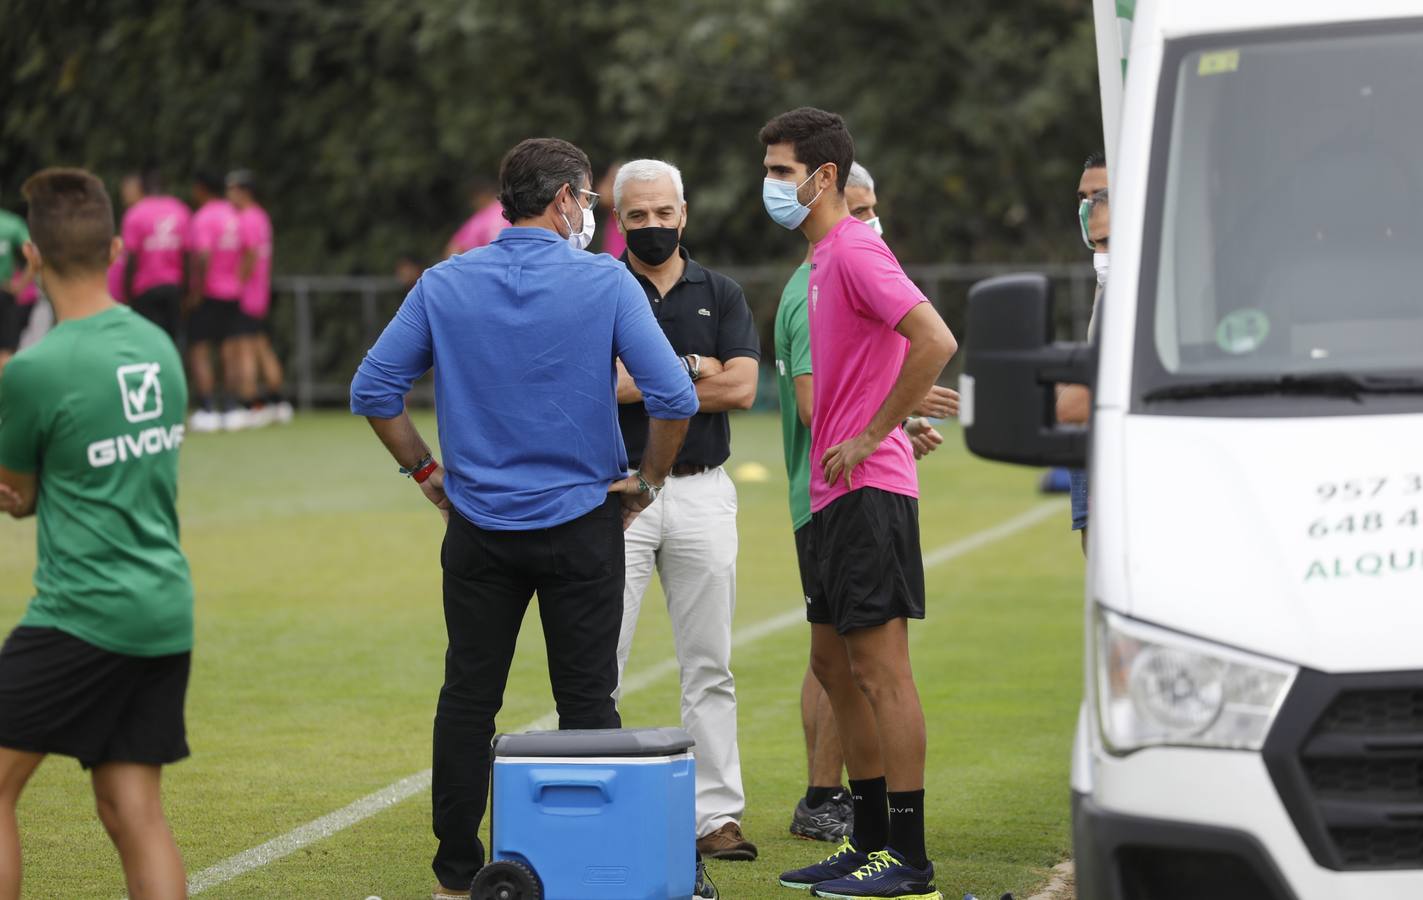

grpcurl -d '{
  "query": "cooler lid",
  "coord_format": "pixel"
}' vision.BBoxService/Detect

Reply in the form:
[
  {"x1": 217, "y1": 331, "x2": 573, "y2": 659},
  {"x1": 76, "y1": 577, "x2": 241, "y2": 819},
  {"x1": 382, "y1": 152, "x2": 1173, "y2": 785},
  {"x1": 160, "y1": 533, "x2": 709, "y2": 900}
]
[{"x1": 493, "y1": 727, "x2": 694, "y2": 759}]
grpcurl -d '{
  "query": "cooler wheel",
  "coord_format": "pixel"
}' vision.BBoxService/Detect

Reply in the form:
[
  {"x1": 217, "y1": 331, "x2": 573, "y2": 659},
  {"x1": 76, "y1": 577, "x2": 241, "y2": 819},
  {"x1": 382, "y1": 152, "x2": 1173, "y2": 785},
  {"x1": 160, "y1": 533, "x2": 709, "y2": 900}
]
[{"x1": 472, "y1": 860, "x2": 543, "y2": 900}]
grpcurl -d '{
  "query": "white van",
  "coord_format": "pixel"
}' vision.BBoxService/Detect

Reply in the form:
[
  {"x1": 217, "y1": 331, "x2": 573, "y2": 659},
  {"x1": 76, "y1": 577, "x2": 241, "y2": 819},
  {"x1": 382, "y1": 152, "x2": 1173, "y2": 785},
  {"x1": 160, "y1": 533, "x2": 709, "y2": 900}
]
[{"x1": 961, "y1": 2, "x2": 1423, "y2": 898}]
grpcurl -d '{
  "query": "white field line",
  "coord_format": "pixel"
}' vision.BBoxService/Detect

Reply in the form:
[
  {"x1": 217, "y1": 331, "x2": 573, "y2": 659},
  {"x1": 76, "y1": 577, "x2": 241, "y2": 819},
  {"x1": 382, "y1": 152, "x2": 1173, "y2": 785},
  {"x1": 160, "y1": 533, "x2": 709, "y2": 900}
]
[{"x1": 182, "y1": 500, "x2": 1064, "y2": 895}]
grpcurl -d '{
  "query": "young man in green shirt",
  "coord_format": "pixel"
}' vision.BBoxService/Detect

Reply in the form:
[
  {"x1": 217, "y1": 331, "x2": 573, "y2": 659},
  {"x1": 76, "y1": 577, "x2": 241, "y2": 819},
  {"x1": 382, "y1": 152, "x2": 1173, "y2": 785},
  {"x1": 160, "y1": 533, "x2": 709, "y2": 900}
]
[
  {"x1": 0, "y1": 168, "x2": 193, "y2": 900},
  {"x1": 775, "y1": 161, "x2": 954, "y2": 844}
]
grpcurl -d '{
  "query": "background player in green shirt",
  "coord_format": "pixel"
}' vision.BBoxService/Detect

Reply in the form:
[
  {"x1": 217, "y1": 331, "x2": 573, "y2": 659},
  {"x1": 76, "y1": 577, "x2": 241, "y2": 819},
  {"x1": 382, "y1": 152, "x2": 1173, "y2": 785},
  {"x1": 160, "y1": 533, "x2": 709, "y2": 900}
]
[
  {"x1": 0, "y1": 196, "x2": 34, "y2": 374},
  {"x1": 775, "y1": 161, "x2": 955, "y2": 843},
  {"x1": 0, "y1": 169, "x2": 193, "y2": 900}
]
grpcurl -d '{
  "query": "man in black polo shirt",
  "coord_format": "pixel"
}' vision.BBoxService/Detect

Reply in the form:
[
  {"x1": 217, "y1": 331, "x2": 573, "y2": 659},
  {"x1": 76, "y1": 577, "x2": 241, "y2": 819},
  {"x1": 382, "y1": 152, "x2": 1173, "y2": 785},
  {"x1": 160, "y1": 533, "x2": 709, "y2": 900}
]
[{"x1": 612, "y1": 158, "x2": 761, "y2": 862}]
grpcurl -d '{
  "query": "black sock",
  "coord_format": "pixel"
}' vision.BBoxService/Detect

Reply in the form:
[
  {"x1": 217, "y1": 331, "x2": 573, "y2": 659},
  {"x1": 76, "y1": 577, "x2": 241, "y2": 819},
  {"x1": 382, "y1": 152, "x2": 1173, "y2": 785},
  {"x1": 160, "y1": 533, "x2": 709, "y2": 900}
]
[
  {"x1": 197, "y1": 395, "x2": 213, "y2": 412},
  {"x1": 265, "y1": 390, "x2": 286, "y2": 405},
  {"x1": 848, "y1": 776, "x2": 888, "y2": 851},
  {"x1": 805, "y1": 785, "x2": 837, "y2": 809},
  {"x1": 887, "y1": 789, "x2": 928, "y2": 869}
]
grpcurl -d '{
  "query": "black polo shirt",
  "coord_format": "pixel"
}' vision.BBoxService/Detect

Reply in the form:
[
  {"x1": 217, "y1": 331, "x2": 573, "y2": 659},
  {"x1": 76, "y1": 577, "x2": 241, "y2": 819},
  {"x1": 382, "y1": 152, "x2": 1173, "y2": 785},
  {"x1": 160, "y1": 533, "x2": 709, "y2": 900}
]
[{"x1": 619, "y1": 248, "x2": 760, "y2": 468}]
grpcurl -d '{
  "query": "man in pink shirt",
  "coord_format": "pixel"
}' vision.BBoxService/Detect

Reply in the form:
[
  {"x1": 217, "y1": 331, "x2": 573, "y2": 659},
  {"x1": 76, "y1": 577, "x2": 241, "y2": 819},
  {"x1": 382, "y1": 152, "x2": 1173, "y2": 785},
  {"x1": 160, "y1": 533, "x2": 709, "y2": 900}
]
[
  {"x1": 226, "y1": 170, "x2": 292, "y2": 425},
  {"x1": 185, "y1": 172, "x2": 249, "y2": 431},
  {"x1": 444, "y1": 178, "x2": 509, "y2": 257},
  {"x1": 762, "y1": 108, "x2": 956, "y2": 900},
  {"x1": 119, "y1": 170, "x2": 190, "y2": 342}
]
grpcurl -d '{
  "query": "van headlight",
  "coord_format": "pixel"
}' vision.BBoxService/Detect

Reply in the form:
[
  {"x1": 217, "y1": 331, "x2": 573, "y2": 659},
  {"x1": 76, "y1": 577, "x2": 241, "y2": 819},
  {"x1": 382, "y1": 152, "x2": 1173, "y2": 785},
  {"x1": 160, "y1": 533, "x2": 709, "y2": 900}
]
[{"x1": 1095, "y1": 607, "x2": 1297, "y2": 754}]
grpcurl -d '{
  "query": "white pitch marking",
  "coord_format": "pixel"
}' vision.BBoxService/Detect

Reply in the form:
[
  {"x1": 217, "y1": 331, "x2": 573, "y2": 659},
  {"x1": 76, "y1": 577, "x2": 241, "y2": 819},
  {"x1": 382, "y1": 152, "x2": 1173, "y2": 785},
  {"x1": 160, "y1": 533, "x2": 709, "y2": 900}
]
[{"x1": 180, "y1": 500, "x2": 1063, "y2": 895}]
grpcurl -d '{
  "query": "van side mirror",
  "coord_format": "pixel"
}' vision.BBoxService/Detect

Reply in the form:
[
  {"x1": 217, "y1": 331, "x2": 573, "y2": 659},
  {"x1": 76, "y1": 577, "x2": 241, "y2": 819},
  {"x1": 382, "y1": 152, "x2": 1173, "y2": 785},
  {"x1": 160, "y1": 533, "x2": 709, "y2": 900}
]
[{"x1": 960, "y1": 273, "x2": 1091, "y2": 468}]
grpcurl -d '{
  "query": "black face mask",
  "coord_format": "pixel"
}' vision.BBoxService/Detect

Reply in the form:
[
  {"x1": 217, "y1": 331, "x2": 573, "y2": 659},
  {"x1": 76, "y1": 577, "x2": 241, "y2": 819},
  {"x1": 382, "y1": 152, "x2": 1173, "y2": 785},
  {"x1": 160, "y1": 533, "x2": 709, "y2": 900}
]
[{"x1": 626, "y1": 226, "x2": 680, "y2": 266}]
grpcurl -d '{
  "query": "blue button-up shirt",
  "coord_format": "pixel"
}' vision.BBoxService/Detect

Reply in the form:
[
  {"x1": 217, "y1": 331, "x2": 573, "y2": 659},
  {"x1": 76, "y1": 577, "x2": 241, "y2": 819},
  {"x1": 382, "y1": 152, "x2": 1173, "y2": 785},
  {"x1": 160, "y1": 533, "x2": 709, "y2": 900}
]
[{"x1": 351, "y1": 227, "x2": 699, "y2": 530}]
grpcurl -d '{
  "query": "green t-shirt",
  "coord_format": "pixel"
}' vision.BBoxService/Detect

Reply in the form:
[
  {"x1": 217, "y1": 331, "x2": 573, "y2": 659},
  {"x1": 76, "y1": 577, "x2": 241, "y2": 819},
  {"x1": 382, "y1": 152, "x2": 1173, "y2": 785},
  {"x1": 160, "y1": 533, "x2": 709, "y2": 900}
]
[
  {"x1": 0, "y1": 305, "x2": 193, "y2": 656},
  {"x1": 774, "y1": 263, "x2": 814, "y2": 532},
  {"x1": 0, "y1": 210, "x2": 28, "y2": 285}
]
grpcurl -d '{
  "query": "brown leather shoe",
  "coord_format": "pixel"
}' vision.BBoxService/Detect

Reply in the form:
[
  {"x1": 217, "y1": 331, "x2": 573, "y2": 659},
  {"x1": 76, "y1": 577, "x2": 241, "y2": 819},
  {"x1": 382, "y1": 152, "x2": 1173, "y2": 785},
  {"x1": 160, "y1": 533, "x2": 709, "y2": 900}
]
[{"x1": 696, "y1": 821, "x2": 758, "y2": 861}]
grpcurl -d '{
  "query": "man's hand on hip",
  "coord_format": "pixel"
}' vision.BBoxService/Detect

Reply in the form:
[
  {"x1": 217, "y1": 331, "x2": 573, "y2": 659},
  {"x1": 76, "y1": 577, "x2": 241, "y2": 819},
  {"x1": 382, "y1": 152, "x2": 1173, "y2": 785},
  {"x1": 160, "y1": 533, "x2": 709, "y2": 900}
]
[
  {"x1": 419, "y1": 465, "x2": 451, "y2": 524},
  {"x1": 821, "y1": 431, "x2": 880, "y2": 490},
  {"x1": 609, "y1": 476, "x2": 655, "y2": 530}
]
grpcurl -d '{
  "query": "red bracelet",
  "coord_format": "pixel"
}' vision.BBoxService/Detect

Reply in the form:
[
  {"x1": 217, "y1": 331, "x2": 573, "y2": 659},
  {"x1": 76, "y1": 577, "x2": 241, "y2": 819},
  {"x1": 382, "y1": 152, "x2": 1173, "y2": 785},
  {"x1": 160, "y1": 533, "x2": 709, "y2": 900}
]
[{"x1": 412, "y1": 459, "x2": 440, "y2": 483}]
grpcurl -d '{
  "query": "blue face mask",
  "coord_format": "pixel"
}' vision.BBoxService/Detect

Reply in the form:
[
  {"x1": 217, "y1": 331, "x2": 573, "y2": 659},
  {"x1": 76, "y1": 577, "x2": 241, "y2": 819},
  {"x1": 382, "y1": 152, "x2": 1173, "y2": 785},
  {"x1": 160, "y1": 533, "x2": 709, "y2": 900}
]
[{"x1": 763, "y1": 165, "x2": 825, "y2": 230}]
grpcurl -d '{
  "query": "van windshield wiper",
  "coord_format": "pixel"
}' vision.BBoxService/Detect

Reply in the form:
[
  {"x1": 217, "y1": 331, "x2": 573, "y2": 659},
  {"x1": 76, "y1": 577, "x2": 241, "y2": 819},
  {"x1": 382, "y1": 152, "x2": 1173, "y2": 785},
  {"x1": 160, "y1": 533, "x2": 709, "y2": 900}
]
[{"x1": 1142, "y1": 373, "x2": 1423, "y2": 403}]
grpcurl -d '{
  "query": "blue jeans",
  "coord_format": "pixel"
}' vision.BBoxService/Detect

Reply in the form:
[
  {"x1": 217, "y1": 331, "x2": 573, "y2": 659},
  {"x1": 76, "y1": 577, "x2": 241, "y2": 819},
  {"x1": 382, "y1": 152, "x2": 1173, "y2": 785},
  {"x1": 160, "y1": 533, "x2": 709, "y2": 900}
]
[{"x1": 1069, "y1": 469, "x2": 1090, "y2": 531}]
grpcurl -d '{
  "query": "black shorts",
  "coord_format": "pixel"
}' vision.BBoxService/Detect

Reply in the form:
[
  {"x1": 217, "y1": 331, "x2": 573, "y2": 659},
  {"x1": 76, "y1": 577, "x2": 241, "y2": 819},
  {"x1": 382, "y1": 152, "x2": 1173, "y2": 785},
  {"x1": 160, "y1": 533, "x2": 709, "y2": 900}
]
[
  {"x1": 812, "y1": 488, "x2": 926, "y2": 634},
  {"x1": 129, "y1": 284, "x2": 183, "y2": 343},
  {"x1": 0, "y1": 626, "x2": 190, "y2": 769},
  {"x1": 188, "y1": 296, "x2": 243, "y2": 344},
  {"x1": 796, "y1": 524, "x2": 831, "y2": 626},
  {"x1": 232, "y1": 310, "x2": 266, "y2": 337},
  {"x1": 0, "y1": 290, "x2": 29, "y2": 352}
]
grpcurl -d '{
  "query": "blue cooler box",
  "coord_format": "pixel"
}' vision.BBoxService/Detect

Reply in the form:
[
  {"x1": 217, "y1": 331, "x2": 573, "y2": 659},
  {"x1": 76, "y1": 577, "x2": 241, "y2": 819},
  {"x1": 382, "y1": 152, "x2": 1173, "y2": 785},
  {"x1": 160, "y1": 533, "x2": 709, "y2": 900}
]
[{"x1": 491, "y1": 727, "x2": 696, "y2": 900}]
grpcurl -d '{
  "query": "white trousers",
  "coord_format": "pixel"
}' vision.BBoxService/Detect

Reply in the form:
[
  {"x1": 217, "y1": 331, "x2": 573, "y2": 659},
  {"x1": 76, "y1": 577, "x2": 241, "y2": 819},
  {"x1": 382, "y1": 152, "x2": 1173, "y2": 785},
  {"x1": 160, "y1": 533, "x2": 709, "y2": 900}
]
[{"x1": 616, "y1": 466, "x2": 746, "y2": 837}]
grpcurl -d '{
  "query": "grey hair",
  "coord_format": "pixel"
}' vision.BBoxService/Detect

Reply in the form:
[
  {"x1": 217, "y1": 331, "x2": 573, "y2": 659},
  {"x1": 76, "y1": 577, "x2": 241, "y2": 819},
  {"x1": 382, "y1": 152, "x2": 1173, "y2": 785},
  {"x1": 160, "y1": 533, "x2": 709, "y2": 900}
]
[
  {"x1": 847, "y1": 162, "x2": 874, "y2": 192},
  {"x1": 613, "y1": 159, "x2": 685, "y2": 209},
  {"x1": 1089, "y1": 188, "x2": 1109, "y2": 214}
]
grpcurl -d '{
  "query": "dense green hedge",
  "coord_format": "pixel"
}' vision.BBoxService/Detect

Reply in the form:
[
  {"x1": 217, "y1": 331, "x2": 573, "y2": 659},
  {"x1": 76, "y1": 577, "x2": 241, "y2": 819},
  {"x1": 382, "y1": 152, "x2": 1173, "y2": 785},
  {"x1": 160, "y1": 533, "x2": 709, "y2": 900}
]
[{"x1": 1, "y1": 0, "x2": 1102, "y2": 274}]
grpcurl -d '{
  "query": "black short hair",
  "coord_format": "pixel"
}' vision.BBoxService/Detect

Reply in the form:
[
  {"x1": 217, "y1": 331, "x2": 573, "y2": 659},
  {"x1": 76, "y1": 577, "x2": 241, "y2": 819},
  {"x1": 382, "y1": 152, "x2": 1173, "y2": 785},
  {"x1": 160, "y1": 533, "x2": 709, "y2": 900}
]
[
  {"x1": 1084, "y1": 150, "x2": 1107, "y2": 170},
  {"x1": 194, "y1": 170, "x2": 225, "y2": 194},
  {"x1": 759, "y1": 107, "x2": 856, "y2": 192},
  {"x1": 21, "y1": 167, "x2": 115, "y2": 277},
  {"x1": 498, "y1": 138, "x2": 592, "y2": 224},
  {"x1": 128, "y1": 167, "x2": 163, "y2": 194}
]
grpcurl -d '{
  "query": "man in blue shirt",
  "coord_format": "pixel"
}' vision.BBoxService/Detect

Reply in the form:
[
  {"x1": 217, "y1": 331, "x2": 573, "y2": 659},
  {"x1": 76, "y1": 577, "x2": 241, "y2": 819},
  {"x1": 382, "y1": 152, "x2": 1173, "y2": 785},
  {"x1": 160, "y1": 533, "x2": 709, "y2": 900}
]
[{"x1": 350, "y1": 137, "x2": 697, "y2": 897}]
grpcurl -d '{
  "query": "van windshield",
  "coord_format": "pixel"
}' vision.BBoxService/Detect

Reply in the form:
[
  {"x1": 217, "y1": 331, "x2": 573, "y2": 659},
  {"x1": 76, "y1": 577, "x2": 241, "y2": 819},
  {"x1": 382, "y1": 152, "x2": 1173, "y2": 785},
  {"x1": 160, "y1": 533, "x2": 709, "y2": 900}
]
[{"x1": 1141, "y1": 23, "x2": 1423, "y2": 410}]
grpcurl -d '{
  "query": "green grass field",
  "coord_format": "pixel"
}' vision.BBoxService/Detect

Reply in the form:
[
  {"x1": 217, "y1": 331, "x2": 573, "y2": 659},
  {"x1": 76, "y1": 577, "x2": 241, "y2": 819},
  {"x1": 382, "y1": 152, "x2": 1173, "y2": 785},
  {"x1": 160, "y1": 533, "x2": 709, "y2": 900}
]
[{"x1": 0, "y1": 412, "x2": 1082, "y2": 900}]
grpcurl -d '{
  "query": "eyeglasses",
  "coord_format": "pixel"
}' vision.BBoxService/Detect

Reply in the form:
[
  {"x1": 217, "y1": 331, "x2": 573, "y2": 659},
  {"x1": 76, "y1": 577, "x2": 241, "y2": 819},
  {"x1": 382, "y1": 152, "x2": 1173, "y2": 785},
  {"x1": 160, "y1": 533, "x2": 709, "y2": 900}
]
[{"x1": 576, "y1": 187, "x2": 600, "y2": 211}]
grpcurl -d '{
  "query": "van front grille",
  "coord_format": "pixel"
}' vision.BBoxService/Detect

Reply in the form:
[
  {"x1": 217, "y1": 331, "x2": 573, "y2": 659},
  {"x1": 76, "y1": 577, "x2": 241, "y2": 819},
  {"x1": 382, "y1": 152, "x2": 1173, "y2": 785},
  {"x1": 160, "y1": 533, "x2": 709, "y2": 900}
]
[{"x1": 1264, "y1": 672, "x2": 1423, "y2": 871}]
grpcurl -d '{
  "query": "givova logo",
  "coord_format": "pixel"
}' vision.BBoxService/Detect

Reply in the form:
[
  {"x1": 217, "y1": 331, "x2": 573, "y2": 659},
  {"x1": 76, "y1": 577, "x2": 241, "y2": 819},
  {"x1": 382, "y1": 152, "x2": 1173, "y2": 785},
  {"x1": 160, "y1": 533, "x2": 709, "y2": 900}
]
[
  {"x1": 117, "y1": 363, "x2": 163, "y2": 423},
  {"x1": 88, "y1": 424, "x2": 185, "y2": 468}
]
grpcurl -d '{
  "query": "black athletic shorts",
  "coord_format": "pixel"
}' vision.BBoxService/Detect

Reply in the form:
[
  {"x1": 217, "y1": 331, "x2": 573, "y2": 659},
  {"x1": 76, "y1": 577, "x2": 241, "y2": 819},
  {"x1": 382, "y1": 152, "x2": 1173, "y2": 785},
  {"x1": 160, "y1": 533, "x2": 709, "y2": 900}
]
[
  {"x1": 232, "y1": 309, "x2": 266, "y2": 337},
  {"x1": 0, "y1": 626, "x2": 190, "y2": 769},
  {"x1": 129, "y1": 284, "x2": 183, "y2": 343},
  {"x1": 0, "y1": 290, "x2": 25, "y2": 352},
  {"x1": 188, "y1": 296, "x2": 243, "y2": 344},
  {"x1": 796, "y1": 524, "x2": 832, "y2": 626},
  {"x1": 811, "y1": 488, "x2": 926, "y2": 634}
]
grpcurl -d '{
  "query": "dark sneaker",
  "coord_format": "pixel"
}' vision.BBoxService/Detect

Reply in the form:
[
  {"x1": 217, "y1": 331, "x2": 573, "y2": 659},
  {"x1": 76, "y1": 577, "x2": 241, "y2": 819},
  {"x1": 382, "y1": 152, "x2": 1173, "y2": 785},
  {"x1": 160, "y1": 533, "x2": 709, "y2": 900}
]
[
  {"x1": 779, "y1": 837, "x2": 869, "y2": 891},
  {"x1": 790, "y1": 789, "x2": 854, "y2": 842},
  {"x1": 695, "y1": 855, "x2": 719, "y2": 898},
  {"x1": 810, "y1": 848, "x2": 941, "y2": 899},
  {"x1": 697, "y1": 821, "x2": 758, "y2": 861}
]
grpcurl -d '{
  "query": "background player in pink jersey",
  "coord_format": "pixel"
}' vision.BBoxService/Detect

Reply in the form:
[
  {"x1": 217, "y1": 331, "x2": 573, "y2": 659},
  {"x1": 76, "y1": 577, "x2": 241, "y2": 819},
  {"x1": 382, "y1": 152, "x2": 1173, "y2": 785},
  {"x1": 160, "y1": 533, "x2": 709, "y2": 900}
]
[
  {"x1": 443, "y1": 177, "x2": 509, "y2": 258},
  {"x1": 120, "y1": 170, "x2": 190, "y2": 343},
  {"x1": 185, "y1": 172, "x2": 250, "y2": 432},
  {"x1": 227, "y1": 170, "x2": 292, "y2": 425},
  {"x1": 763, "y1": 108, "x2": 956, "y2": 900}
]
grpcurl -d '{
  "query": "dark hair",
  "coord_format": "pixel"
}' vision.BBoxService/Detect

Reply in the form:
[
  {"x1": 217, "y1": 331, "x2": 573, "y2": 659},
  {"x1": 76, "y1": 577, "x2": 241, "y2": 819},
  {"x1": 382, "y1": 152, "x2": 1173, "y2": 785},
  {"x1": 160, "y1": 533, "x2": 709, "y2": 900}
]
[
  {"x1": 1084, "y1": 150, "x2": 1107, "y2": 170},
  {"x1": 127, "y1": 167, "x2": 162, "y2": 194},
  {"x1": 498, "y1": 138, "x2": 592, "y2": 224},
  {"x1": 21, "y1": 167, "x2": 115, "y2": 277},
  {"x1": 194, "y1": 170, "x2": 224, "y2": 194},
  {"x1": 759, "y1": 107, "x2": 856, "y2": 192}
]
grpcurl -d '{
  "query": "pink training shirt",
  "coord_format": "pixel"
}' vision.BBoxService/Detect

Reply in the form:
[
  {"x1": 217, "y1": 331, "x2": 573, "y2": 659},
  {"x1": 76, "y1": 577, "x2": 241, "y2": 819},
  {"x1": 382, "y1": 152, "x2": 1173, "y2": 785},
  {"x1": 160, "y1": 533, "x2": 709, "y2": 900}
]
[
  {"x1": 187, "y1": 199, "x2": 243, "y2": 300},
  {"x1": 807, "y1": 216, "x2": 928, "y2": 513},
  {"x1": 121, "y1": 195, "x2": 191, "y2": 296},
  {"x1": 236, "y1": 204, "x2": 273, "y2": 319},
  {"x1": 448, "y1": 201, "x2": 510, "y2": 254}
]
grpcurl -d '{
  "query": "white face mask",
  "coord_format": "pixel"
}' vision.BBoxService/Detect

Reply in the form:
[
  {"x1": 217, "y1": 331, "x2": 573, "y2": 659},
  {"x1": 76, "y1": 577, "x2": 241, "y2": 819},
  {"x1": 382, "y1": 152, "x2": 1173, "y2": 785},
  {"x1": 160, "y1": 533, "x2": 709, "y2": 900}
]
[
  {"x1": 864, "y1": 216, "x2": 883, "y2": 236},
  {"x1": 561, "y1": 188, "x2": 597, "y2": 251},
  {"x1": 1093, "y1": 251, "x2": 1109, "y2": 286}
]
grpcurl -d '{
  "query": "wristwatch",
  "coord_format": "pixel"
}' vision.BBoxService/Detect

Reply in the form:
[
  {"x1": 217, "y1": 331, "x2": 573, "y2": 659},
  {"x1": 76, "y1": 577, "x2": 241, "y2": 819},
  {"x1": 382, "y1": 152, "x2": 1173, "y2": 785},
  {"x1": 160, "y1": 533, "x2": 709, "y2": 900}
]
[
  {"x1": 684, "y1": 354, "x2": 702, "y2": 381},
  {"x1": 635, "y1": 471, "x2": 663, "y2": 502}
]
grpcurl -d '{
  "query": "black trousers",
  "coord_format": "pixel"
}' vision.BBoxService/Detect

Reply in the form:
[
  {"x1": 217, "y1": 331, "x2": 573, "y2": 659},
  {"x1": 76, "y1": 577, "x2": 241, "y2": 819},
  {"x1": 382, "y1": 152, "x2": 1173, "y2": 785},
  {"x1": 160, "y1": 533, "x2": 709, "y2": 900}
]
[
  {"x1": 432, "y1": 494, "x2": 624, "y2": 889},
  {"x1": 130, "y1": 284, "x2": 183, "y2": 344}
]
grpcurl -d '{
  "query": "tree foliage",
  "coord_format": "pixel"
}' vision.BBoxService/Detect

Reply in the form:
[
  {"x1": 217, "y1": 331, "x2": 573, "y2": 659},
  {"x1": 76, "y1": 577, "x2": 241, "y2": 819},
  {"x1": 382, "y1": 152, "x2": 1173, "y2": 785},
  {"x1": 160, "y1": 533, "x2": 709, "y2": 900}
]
[{"x1": 0, "y1": 0, "x2": 1103, "y2": 273}]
